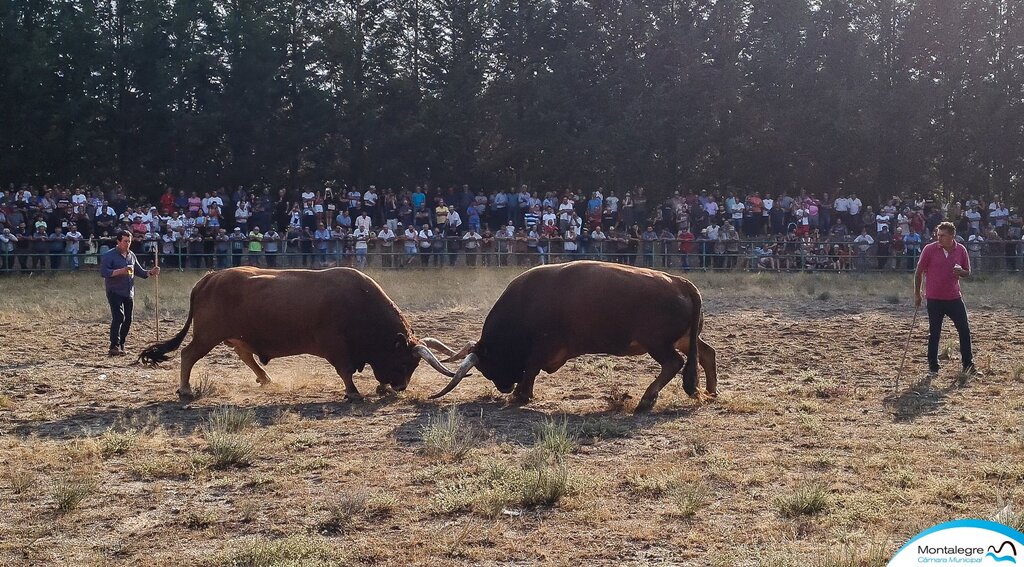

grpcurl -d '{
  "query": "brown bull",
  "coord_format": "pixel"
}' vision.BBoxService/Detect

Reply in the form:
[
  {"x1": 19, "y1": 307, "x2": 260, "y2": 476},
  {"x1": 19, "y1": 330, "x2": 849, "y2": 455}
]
[
  {"x1": 139, "y1": 267, "x2": 458, "y2": 402},
  {"x1": 430, "y1": 261, "x2": 717, "y2": 412}
]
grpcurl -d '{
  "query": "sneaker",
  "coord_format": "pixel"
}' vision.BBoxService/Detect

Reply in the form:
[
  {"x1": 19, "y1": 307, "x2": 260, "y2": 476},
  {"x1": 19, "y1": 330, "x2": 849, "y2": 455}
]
[
  {"x1": 108, "y1": 347, "x2": 123, "y2": 357},
  {"x1": 925, "y1": 370, "x2": 938, "y2": 378},
  {"x1": 119, "y1": 345, "x2": 126, "y2": 355},
  {"x1": 962, "y1": 366, "x2": 983, "y2": 377}
]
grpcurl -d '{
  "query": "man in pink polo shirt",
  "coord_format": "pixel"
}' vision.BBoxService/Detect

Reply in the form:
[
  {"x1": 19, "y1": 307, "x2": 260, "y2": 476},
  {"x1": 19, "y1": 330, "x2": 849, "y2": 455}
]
[{"x1": 914, "y1": 221, "x2": 978, "y2": 376}]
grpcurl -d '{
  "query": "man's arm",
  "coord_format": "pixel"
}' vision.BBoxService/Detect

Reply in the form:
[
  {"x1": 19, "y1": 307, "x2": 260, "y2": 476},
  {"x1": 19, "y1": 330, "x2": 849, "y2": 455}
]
[
  {"x1": 100, "y1": 252, "x2": 121, "y2": 279},
  {"x1": 956, "y1": 246, "x2": 971, "y2": 278}
]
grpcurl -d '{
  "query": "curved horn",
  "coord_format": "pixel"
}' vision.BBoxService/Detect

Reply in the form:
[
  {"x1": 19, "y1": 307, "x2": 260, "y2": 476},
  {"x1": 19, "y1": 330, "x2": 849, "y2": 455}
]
[
  {"x1": 429, "y1": 353, "x2": 478, "y2": 399},
  {"x1": 413, "y1": 345, "x2": 457, "y2": 377},
  {"x1": 418, "y1": 337, "x2": 458, "y2": 357},
  {"x1": 440, "y1": 341, "x2": 476, "y2": 363}
]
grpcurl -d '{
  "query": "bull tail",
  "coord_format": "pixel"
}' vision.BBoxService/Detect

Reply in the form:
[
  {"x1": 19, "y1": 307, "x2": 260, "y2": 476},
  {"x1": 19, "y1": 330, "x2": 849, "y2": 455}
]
[
  {"x1": 138, "y1": 288, "x2": 196, "y2": 365},
  {"x1": 681, "y1": 282, "x2": 702, "y2": 397}
]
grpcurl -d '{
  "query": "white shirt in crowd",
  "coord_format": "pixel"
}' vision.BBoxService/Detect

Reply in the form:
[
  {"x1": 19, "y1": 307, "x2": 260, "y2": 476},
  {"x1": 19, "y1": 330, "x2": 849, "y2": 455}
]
[{"x1": 462, "y1": 230, "x2": 481, "y2": 249}]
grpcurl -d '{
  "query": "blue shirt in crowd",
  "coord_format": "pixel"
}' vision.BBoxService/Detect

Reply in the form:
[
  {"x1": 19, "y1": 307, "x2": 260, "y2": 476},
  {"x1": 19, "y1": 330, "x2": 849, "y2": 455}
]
[{"x1": 100, "y1": 248, "x2": 148, "y2": 298}]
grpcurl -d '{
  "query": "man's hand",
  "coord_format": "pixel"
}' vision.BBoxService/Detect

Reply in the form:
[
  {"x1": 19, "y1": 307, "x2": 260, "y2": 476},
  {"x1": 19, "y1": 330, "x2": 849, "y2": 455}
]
[
  {"x1": 914, "y1": 291, "x2": 922, "y2": 307},
  {"x1": 149, "y1": 266, "x2": 161, "y2": 276},
  {"x1": 953, "y1": 264, "x2": 968, "y2": 278}
]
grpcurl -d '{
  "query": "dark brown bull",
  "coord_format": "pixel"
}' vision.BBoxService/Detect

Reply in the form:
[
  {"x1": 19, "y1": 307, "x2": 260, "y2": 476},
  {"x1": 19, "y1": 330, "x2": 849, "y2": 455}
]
[
  {"x1": 139, "y1": 267, "x2": 458, "y2": 402},
  {"x1": 430, "y1": 261, "x2": 717, "y2": 412}
]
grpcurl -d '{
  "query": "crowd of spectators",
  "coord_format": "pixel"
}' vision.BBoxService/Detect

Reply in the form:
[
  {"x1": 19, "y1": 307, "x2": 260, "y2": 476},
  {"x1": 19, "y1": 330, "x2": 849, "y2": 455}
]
[{"x1": 1, "y1": 181, "x2": 1022, "y2": 273}]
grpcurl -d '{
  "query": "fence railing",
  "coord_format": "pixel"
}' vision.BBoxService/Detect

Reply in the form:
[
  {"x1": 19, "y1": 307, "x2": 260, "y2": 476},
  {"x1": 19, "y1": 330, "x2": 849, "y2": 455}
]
[{"x1": 2, "y1": 237, "x2": 1022, "y2": 273}]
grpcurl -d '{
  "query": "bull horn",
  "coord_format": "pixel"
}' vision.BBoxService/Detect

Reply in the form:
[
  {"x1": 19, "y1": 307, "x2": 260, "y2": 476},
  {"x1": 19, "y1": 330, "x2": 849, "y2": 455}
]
[
  {"x1": 440, "y1": 342, "x2": 476, "y2": 363},
  {"x1": 428, "y1": 353, "x2": 478, "y2": 399},
  {"x1": 418, "y1": 337, "x2": 458, "y2": 357},
  {"x1": 413, "y1": 345, "x2": 457, "y2": 377}
]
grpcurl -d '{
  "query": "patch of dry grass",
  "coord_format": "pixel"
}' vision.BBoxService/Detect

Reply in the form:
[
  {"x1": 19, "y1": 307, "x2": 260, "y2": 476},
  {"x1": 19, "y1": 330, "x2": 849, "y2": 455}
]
[
  {"x1": 50, "y1": 475, "x2": 98, "y2": 515},
  {"x1": 775, "y1": 482, "x2": 829, "y2": 517},
  {"x1": 421, "y1": 406, "x2": 485, "y2": 461},
  {"x1": 1, "y1": 271, "x2": 1022, "y2": 565}
]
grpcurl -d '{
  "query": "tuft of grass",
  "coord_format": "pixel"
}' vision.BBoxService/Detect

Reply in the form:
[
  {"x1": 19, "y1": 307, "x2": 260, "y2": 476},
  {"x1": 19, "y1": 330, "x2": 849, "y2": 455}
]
[
  {"x1": 98, "y1": 428, "x2": 139, "y2": 458},
  {"x1": 1013, "y1": 364, "x2": 1024, "y2": 382},
  {"x1": 214, "y1": 535, "x2": 343, "y2": 566},
  {"x1": 128, "y1": 453, "x2": 190, "y2": 479},
  {"x1": 431, "y1": 457, "x2": 575, "y2": 517},
  {"x1": 316, "y1": 492, "x2": 368, "y2": 534},
  {"x1": 625, "y1": 470, "x2": 686, "y2": 497},
  {"x1": 7, "y1": 467, "x2": 35, "y2": 494},
  {"x1": 816, "y1": 291, "x2": 832, "y2": 301},
  {"x1": 0, "y1": 394, "x2": 15, "y2": 409},
  {"x1": 669, "y1": 483, "x2": 711, "y2": 518},
  {"x1": 184, "y1": 508, "x2": 219, "y2": 529},
  {"x1": 202, "y1": 407, "x2": 259, "y2": 469},
  {"x1": 192, "y1": 371, "x2": 219, "y2": 401},
  {"x1": 519, "y1": 463, "x2": 570, "y2": 507},
  {"x1": 884, "y1": 294, "x2": 901, "y2": 305},
  {"x1": 775, "y1": 482, "x2": 829, "y2": 517},
  {"x1": 51, "y1": 477, "x2": 98, "y2": 515},
  {"x1": 315, "y1": 490, "x2": 400, "y2": 534},
  {"x1": 421, "y1": 406, "x2": 481, "y2": 461},
  {"x1": 208, "y1": 406, "x2": 256, "y2": 434},
  {"x1": 575, "y1": 416, "x2": 631, "y2": 442},
  {"x1": 204, "y1": 430, "x2": 257, "y2": 469},
  {"x1": 817, "y1": 540, "x2": 892, "y2": 567},
  {"x1": 533, "y1": 417, "x2": 577, "y2": 460}
]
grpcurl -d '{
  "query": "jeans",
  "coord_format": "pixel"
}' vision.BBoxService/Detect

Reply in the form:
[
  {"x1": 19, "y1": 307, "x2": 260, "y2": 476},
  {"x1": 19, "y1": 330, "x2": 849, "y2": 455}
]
[
  {"x1": 926, "y1": 298, "x2": 973, "y2": 372},
  {"x1": 107, "y1": 290, "x2": 134, "y2": 349}
]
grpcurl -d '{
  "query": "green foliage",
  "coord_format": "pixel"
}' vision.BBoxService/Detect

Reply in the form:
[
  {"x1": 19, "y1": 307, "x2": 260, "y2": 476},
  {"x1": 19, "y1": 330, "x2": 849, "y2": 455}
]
[{"x1": 1, "y1": 0, "x2": 1019, "y2": 202}]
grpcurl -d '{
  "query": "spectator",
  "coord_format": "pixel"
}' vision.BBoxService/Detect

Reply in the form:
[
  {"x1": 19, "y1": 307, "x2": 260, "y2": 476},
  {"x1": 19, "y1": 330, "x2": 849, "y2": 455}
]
[
  {"x1": 853, "y1": 228, "x2": 874, "y2": 271},
  {"x1": 247, "y1": 226, "x2": 263, "y2": 266},
  {"x1": 378, "y1": 224, "x2": 397, "y2": 267},
  {"x1": 462, "y1": 226, "x2": 481, "y2": 266},
  {"x1": 66, "y1": 224, "x2": 83, "y2": 271},
  {"x1": 417, "y1": 224, "x2": 433, "y2": 266},
  {"x1": 352, "y1": 224, "x2": 370, "y2": 268},
  {"x1": 402, "y1": 223, "x2": 418, "y2": 266},
  {"x1": 314, "y1": 223, "x2": 331, "y2": 267}
]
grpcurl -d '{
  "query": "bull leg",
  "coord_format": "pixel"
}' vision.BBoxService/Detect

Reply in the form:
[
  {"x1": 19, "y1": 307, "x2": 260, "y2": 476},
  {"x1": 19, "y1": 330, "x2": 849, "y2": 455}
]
[
  {"x1": 698, "y1": 338, "x2": 718, "y2": 397},
  {"x1": 178, "y1": 340, "x2": 218, "y2": 402},
  {"x1": 635, "y1": 348, "x2": 685, "y2": 414},
  {"x1": 228, "y1": 341, "x2": 271, "y2": 386},
  {"x1": 330, "y1": 361, "x2": 362, "y2": 401},
  {"x1": 511, "y1": 369, "x2": 541, "y2": 404}
]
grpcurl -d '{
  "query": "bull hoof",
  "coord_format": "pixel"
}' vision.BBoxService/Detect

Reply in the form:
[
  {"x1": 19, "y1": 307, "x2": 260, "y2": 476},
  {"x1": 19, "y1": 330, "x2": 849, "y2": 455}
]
[
  {"x1": 344, "y1": 392, "x2": 364, "y2": 402},
  {"x1": 177, "y1": 389, "x2": 195, "y2": 404},
  {"x1": 703, "y1": 389, "x2": 719, "y2": 400},
  {"x1": 510, "y1": 393, "x2": 533, "y2": 405},
  {"x1": 634, "y1": 398, "x2": 655, "y2": 414},
  {"x1": 256, "y1": 378, "x2": 271, "y2": 386}
]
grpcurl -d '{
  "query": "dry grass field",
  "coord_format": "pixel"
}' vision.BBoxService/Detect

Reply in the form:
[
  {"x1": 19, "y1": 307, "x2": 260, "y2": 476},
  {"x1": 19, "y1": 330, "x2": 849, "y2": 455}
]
[{"x1": 1, "y1": 267, "x2": 1023, "y2": 566}]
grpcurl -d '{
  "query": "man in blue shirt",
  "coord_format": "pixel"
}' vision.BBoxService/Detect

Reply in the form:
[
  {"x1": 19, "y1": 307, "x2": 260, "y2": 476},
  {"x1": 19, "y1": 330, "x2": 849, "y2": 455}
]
[{"x1": 101, "y1": 230, "x2": 160, "y2": 356}]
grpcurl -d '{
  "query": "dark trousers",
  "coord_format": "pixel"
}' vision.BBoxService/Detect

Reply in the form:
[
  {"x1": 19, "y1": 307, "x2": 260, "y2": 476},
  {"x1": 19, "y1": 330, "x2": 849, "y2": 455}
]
[
  {"x1": 926, "y1": 298, "x2": 973, "y2": 372},
  {"x1": 107, "y1": 290, "x2": 134, "y2": 349}
]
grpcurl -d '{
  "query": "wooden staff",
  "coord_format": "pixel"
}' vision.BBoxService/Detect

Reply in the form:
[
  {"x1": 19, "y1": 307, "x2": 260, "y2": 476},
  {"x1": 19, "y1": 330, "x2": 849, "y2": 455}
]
[{"x1": 154, "y1": 243, "x2": 161, "y2": 341}]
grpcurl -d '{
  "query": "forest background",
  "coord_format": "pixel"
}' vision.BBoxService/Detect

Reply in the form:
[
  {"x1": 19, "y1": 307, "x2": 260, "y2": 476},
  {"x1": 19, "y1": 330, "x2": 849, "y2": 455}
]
[{"x1": 1, "y1": 0, "x2": 1021, "y2": 207}]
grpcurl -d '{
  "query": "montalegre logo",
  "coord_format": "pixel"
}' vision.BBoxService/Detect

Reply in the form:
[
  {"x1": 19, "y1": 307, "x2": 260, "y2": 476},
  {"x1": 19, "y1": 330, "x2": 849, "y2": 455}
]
[{"x1": 888, "y1": 519, "x2": 1023, "y2": 565}]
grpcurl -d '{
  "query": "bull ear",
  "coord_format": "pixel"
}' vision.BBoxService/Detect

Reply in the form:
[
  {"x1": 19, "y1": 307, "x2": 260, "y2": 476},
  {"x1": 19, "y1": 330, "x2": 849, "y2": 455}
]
[{"x1": 395, "y1": 333, "x2": 408, "y2": 350}]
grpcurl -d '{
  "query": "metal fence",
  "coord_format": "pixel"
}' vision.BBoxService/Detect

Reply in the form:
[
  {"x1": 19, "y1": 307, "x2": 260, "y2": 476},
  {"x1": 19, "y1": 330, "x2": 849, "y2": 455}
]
[{"x1": 2, "y1": 237, "x2": 1023, "y2": 273}]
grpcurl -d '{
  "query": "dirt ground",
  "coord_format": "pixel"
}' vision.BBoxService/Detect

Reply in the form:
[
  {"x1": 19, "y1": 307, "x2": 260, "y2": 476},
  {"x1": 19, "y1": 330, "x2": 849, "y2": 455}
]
[{"x1": 1, "y1": 269, "x2": 1022, "y2": 566}]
